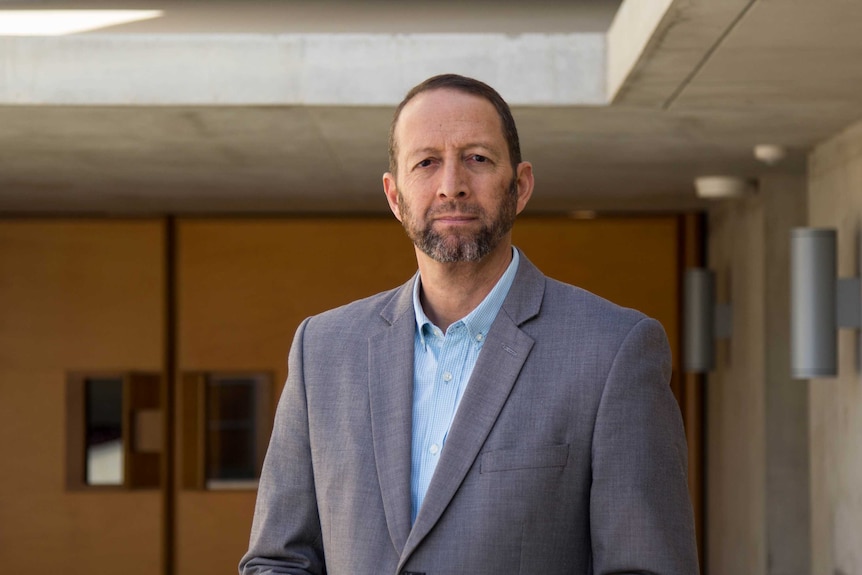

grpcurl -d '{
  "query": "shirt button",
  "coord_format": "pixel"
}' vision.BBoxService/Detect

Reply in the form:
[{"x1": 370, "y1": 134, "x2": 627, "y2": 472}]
[
  {"x1": 476, "y1": 333, "x2": 484, "y2": 341},
  {"x1": 442, "y1": 372, "x2": 453, "y2": 382},
  {"x1": 429, "y1": 444, "x2": 440, "y2": 455}
]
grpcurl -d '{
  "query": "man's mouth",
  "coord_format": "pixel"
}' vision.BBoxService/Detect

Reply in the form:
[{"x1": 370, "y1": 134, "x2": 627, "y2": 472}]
[
  {"x1": 432, "y1": 215, "x2": 478, "y2": 226},
  {"x1": 434, "y1": 214, "x2": 475, "y2": 220}
]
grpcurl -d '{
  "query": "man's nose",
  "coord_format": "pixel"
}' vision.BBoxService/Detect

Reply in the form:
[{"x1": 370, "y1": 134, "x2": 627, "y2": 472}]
[{"x1": 438, "y1": 161, "x2": 468, "y2": 199}]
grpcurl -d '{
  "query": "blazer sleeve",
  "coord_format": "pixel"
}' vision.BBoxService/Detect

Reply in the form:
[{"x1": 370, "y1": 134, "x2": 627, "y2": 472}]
[
  {"x1": 239, "y1": 318, "x2": 326, "y2": 575},
  {"x1": 589, "y1": 317, "x2": 700, "y2": 575}
]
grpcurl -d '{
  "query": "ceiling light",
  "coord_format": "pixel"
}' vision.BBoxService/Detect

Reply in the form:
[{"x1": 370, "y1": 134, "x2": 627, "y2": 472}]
[
  {"x1": 754, "y1": 144, "x2": 787, "y2": 166},
  {"x1": 0, "y1": 10, "x2": 163, "y2": 36},
  {"x1": 694, "y1": 176, "x2": 754, "y2": 200}
]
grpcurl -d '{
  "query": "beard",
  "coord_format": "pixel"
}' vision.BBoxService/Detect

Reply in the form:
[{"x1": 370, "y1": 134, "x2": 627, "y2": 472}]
[{"x1": 398, "y1": 179, "x2": 518, "y2": 263}]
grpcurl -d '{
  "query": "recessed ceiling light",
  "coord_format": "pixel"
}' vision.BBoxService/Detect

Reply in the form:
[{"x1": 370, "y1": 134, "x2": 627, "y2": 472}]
[
  {"x1": 753, "y1": 144, "x2": 787, "y2": 166},
  {"x1": 694, "y1": 176, "x2": 754, "y2": 200}
]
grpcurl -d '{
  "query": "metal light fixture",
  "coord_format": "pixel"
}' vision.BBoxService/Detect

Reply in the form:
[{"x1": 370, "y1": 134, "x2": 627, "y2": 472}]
[
  {"x1": 790, "y1": 228, "x2": 861, "y2": 378},
  {"x1": 683, "y1": 268, "x2": 732, "y2": 373}
]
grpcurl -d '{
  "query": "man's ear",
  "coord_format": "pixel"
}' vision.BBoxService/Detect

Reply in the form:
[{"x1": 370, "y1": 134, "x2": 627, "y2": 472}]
[
  {"x1": 382, "y1": 172, "x2": 403, "y2": 222},
  {"x1": 514, "y1": 161, "x2": 535, "y2": 215}
]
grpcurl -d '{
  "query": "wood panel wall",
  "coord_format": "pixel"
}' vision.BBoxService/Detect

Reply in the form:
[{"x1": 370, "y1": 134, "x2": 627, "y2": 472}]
[{"x1": 0, "y1": 220, "x2": 165, "y2": 575}]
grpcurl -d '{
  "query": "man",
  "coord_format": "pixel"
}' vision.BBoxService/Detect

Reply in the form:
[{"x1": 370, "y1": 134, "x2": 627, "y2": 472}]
[{"x1": 240, "y1": 74, "x2": 698, "y2": 575}]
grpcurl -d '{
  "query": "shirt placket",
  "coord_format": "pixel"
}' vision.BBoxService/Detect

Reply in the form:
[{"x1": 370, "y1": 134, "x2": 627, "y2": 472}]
[{"x1": 426, "y1": 322, "x2": 468, "y2": 461}]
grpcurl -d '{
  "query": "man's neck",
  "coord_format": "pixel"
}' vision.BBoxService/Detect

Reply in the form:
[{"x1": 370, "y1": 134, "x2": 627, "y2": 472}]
[{"x1": 416, "y1": 242, "x2": 513, "y2": 332}]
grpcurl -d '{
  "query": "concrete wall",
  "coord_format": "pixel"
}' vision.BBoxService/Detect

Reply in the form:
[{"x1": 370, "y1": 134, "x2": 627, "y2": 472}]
[
  {"x1": 706, "y1": 174, "x2": 809, "y2": 575},
  {"x1": 808, "y1": 120, "x2": 862, "y2": 575}
]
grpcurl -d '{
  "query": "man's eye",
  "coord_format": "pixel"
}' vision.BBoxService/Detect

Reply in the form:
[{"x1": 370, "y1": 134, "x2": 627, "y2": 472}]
[
  {"x1": 470, "y1": 154, "x2": 487, "y2": 163},
  {"x1": 417, "y1": 159, "x2": 433, "y2": 168}
]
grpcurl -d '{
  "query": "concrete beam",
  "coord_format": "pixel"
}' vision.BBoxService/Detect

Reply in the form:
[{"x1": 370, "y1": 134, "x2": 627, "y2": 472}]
[
  {"x1": 0, "y1": 33, "x2": 605, "y2": 105},
  {"x1": 608, "y1": 0, "x2": 755, "y2": 108},
  {"x1": 606, "y1": 0, "x2": 674, "y2": 102}
]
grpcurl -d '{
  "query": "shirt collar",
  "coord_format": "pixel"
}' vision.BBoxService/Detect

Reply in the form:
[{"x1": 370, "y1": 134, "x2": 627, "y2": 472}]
[{"x1": 413, "y1": 247, "x2": 521, "y2": 349}]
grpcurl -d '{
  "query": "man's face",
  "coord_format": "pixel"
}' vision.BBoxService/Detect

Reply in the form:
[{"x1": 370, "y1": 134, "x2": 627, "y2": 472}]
[{"x1": 383, "y1": 88, "x2": 532, "y2": 264}]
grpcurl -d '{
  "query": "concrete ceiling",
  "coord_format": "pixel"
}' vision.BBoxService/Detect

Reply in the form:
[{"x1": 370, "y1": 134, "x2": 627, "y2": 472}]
[{"x1": 1, "y1": 0, "x2": 860, "y2": 215}]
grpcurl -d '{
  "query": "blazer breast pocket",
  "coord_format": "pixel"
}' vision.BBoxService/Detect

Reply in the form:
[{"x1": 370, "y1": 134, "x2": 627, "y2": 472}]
[{"x1": 479, "y1": 443, "x2": 570, "y2": 474}]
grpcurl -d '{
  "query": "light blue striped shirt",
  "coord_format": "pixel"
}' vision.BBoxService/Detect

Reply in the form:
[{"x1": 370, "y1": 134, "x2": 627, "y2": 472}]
[{"x1": 410, "y1": 248, "x2": 520, "y2": 523}]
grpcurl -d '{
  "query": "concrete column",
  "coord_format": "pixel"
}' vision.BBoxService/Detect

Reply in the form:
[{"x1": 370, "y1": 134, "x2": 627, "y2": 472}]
[
  {"x1": 763, "y1": 175, "x2": 811, "y2": 575},
  {"x1": 706, "y1": 173, "x2": 809, "y2": 575},
  {"x1": 707, "y1": 193, "x2": 767, "y2": 575}
]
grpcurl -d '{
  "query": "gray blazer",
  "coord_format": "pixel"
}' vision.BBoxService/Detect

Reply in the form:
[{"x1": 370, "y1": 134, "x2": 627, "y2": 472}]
[{"x1": 240, "y1": 254, "x2": 699, "y2": 575}]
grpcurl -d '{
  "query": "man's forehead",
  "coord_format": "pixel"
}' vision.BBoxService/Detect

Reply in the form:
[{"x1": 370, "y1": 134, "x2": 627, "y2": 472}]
[{"x1": 395, "y1": 88, "x2": 505, "y2": 147}]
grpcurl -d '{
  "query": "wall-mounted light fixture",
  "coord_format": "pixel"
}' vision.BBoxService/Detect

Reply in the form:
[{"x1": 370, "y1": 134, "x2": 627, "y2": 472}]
[
  {"x1": 683, "y1": 268, "x2": 732, "y2": 373},
  {"x1": 791, "y1": 228, "x2": 861, "y2": 378}
]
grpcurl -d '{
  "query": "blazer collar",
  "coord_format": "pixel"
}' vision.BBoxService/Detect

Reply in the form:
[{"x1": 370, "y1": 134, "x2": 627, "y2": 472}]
[
  {"x1": 379, "y1": 249, "x2": 544, "y2": 329},
  {"x1": 496, "y1": 249, "x2": 545, "y2": 327},
  {"x1": 379, "y1": 271, "x2": 419, "y2": 327}
]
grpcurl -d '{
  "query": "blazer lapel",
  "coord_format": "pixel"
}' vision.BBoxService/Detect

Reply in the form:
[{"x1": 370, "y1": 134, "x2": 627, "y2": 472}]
[
  {"x1": 399, "y1": 254, "x2": 544, "y2": 564},
  {"x1": 368, "y1": 277, "x2": 418, "y2": 555}
]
